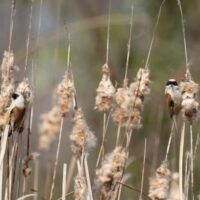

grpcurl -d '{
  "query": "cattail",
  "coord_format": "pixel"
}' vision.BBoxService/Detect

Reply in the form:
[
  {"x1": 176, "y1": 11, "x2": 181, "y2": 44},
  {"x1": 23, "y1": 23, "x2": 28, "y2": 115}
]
[
  {"x1": 180, "y1": 72, "x2": 199, "y2": 124},
  {"x1": 39, "y1": 106, "x2": 61, "y2": 149},
  {"x1": 74, "y1": 176, "x2": 88, "y2": 200},
  {"x1": 95, "y1": 64, "x2": 115, "y2": 112},
  {"x1": 168, "y1": 173, "x2": 180, "y2": 200},
  {"x1": 57, "y1": 72, "x2": 74, "y2": 117},
  {"x1": 70, "y1": 108, "x2": 96, "y2": 155},
  {"x1": 16, "y1": 78, "x2": 32, "y2": 104},
  {"x1": 149, "y1": 162, "x2": 170, "y2": 200},
  {"x1": 112, "y1": 68, "x2": 150, "y2": 128},
  {"x1": 95, "y1": 146, "x2": 126, "y2": 198}
]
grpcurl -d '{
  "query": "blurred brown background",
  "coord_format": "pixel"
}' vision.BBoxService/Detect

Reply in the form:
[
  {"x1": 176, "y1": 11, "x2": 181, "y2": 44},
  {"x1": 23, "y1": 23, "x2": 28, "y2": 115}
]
[{"x1": 0, "y1": 0, "x2": 200, "y2": 199}]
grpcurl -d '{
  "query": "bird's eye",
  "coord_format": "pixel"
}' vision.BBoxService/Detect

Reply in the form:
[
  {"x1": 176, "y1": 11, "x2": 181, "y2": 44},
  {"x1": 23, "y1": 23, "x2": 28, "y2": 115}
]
[{"x1": 12, "y1": 93, "x2": 19, "y2": 100}]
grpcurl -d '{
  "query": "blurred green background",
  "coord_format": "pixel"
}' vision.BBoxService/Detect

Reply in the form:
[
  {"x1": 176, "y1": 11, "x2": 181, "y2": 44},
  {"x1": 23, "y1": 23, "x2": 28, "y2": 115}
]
[{"x1": 0, "y1": 0, "x2": 200, "y2": 199}]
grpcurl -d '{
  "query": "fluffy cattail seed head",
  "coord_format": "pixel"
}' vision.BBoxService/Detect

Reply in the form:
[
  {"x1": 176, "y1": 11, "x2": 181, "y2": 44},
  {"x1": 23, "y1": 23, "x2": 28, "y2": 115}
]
[
  {"x1": 57, "y1": 72, "x2": 74, "y2": 117},
  {"x1": 168, "y1": 172, "x2": 181, "y2": 200},
  {"x1": 180, "y1": 80, "x2": 199, "y2": 99},
  {"x1": 16, "y1": 78, "x2": 32, "y2": 104},
  {"x1": 95, "y1": 146, "x2": 126, "y2": 198},
  {"x1": 74, "y1": 176, "x2": 87, "y2": 200},
  {"x1": 70, "y1": 108, "x2": 96, "y2": 155},
  {"x1": 39, "y1": 106, "x2": 61, "y2": 149},
  {"x1": 149, "y1": 162, "x2": 170, "y2": 200},
  {"x1": 95, "y1": 64, "x2": 115, "y2": 112}
]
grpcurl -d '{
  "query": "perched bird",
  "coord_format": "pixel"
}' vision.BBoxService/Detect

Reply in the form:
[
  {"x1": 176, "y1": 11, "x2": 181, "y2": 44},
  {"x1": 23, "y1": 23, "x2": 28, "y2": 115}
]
[
  {"x1": 165, "y1": 79, "x2": 182, "y2": 118},
  {"x1": 3, "y1": 92, "x2": 26, "y2": 136}
]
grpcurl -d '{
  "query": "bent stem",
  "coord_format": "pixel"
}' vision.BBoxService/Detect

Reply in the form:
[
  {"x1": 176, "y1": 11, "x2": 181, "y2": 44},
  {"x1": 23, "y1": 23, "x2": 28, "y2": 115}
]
[
  {"x1": 179, "y1": 121, "x2": 185, "y2": 200},
  {"x1": 49, "y1": 118, "x2": 64, "y2": 200}
]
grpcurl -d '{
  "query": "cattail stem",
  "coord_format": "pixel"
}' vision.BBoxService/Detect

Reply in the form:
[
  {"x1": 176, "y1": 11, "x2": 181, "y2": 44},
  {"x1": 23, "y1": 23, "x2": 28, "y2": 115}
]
[
  {"x1": 165, "y1": 122, "x2": 175, "y2": 161},
  {"x1": 6, "y1": 139, "x2": 10, "y2": 200},
  {"x1": 190, "y1": 125, "x2": 194, "y2": 200},
  {"x1": 179, "y1": 121, "x2": 185, "y2": 200},
  {"x1": 123, "y1": 1, "x2": 134, "y2": 86},
  {"x1": 139, "y1": 138, "x2": 147, "y2": 200},
  {"x1": 8, "y1": 0, "x2": 15, "y2": 52},
  {"x1": 105, "y1": 0, "x2": 112, "y2": 64},
  {"x1": 49, "y1": 118, "x2": 64, "y2": 200},
  {"x1": 62, "y1": 163, "x2": 67, "y2": 200},
  {"x1": 33, "y1": 158, "x2": 39, "y2": 200},
  {"x1": 115, "y1": 125, "x2": 121, "y2": 147},
  {"x1": 101, "y1": 112, "x2": 107, "y2": 164},
  {"x1": 144, "y1": 0, "x2": 166, "y2": 69}
]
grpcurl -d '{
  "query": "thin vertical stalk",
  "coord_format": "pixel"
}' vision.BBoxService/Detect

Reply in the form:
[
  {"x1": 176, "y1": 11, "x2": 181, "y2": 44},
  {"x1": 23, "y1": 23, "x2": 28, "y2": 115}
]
[
  {"x1": 62, "y1": 163, "x2": 67, "y2": 200},
  {"x1": 144, "y1": 0, "x2": 166, "y2": 69},
  {"x1": 115, "y1": 125, "x2": 121, "y2": 147},
  {"x1": 123, "y1": 1, "x2": 134, "y2": 86},
  {"x1": 49, "y1": 118, "x2": 64, "y2": 200},
  {"x1": 101, "y1": 113, "x2": 107, "y2": 164},
  {"x1": 105, "y1": 0, "x2": 112, "y2": 64},
  {"x1": 179, "y1": 121, "x2": 185, "y2": 200},
  {"x1": 190, "y1": 125, "x2": 194, "y2": 200},
  {"x1": 8, "y1": 0, "x2": 15, "y2": 52},
  {"x1": 139, "y1": 139, "x2": 147, "y2": 200},
  {"x1": 24, "y1": 1, "x2": 33, "y2": 78},
  {"x1": 33, "y1": 158, "x2": 39, "y2": 200}
]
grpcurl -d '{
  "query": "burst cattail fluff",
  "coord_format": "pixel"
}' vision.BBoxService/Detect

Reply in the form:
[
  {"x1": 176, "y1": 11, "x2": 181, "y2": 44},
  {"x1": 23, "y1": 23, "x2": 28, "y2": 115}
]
[
  {"x1": 180, "y1": 74, "x2": 199, "y2": 123},
  {"x1": 95, "y1": 146, "x2": 126, "y2": 198},
  {"x1": 0, "y1": 51, "x2": 15, "y2": 128},
  {"x1": 16, "y1": 78, "x2": 32, "y2": 104},
  {"x1": 74, "y1": 176, "x2": 88, "y2": 200},
  {"x1": 70, "y1": 108, "x2": 96, "y2": 155},
  {"x1": 168, "y1": 173, "x2": 181, "y2": 200},
  {"x1": 57, "y1": 72, "x2": 74, "y2": 117},
  {"x1": 39, "y1": 106, "x2": 61, "y2": 149},
  {"x1": 95, "y1": 64, "x2": 115, "y2": 112},
  {"x1": 149, "y1": 162, "x2": 170, "y2": 200},
  {"x1": 112, "y1": 68, "x2": 150, "y2": 128}
]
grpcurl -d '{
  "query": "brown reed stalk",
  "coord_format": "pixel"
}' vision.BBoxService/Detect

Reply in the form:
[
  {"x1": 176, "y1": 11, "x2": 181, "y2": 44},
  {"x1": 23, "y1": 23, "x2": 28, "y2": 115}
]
[
  {"x1": 62, "y1": 163, "x2": 67, "y2": 200},
  {"x1": 8, "y1": 0, "x2": 15, "y2": 52},
  {"x1": 179, "y1": 121, "x2": 185, "y2": 200},
  {"x1": 190, "y1": 125, "x2": 194, "y2": 200},
  {"x1": 144, "y1": 0, "x2": 166, "y2": 69},
  {"x1": 139, "y1": 138, "x2": 147, "y2": 200},
  {"x1": 6, "y1": 139, "x2": 10, "y2": 200},
  {"x1": 101, "y1": 113, "x2": 107, "y2": 164},
  {"x1": 33, "y1": 156, "x2": 39, "y2": 200},
  {"x1": 115, "y1": 125, "x2": 121, "y2": 147},
  {"x1": 49, "y1": 118, "x2": 64, "y2": 200},
  {"x1": 184, "y1": 151, "x2": 190, "y2": 199}
]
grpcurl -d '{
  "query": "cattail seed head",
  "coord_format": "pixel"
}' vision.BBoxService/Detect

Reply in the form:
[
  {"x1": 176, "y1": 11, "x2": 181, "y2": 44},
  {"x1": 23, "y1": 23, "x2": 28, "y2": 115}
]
[
  {"x1": 180, "y1": 80, "x2": 199, "y2": 99},
  {"x1": 16, "y1": 78, "x2": 32, "y2": 104},
  {"x1": 39, "y1": 106, "x2": 61, "y2": 149},
  {"x1": 168, "y1": 172, "x2": 181, "y2": 200},
  {"x1": 74, "y1": 176, "x2": 87, "y2": 200},
  {"x1": 95, "y1": 146, "x2": 126, "y2": 198},
  {"x1": 57, "y1": 72, "x2": 74, "y2": 117},
  {"x1": 70, "y1": 108, "x2": 96, "y2": 155},
  {"x1": 149, "y1": 162, "x2": 170, "y2": 200},
  {"x1": 95, "y1": 64, "x2": 115, "y2": 112}
]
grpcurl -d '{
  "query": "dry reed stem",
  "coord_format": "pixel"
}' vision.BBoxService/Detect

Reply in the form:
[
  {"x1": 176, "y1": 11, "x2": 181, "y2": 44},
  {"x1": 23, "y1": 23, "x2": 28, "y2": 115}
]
[
  {"x1": 179, "y1": 121, "x2": 185, "y2": 200},
  {"x1": 176, "y1": 0, "x2": 189, "y2": 67},
  {"x1": 145, "y1": 0, "x2": 166, "y2": 69},
  {"x1": 184, "y1": 152, "x2": 190, "y2": 199},
  {"x1": 117, "y1": 182, "x2": 151, "y2": 200},
  {"x1": 57, "y1": 191, "x2": 74, "y2": 200},
  {"x1": 17, "y1": 193, "x2": 36, "y2": 200},
  {"x1": 115, "y1": 125, "x2": 121, "y2": 147},
  {"x1": 66, "y1": 155, "x2": 77, "y2": 193},
  {"x1": 139, "y1": 138, "x2": 147, "y2": 200},
  {"x1": 105, "y1": 0, "x2": 112, "y2": 64},
  {"x1": 49, "y1": 118, "x2": 64, "y2": 200},
  {"x1": 84, "y1": 156, "x2": 93, "y2": 200},
  {"x1": 6, "y1": 139, "x2": 10, "y2": 200},
  {"x1": 101, "y1": 113, "x2": 107, "y2": 164},
  {"x1": 24, "y1": 1, "x2": 33, "y2": 77},
  {"x1": 123, "y1": 2, "x2": 134, "y2": 85},
  {"x1": 8, "y1": 0, "x2": 15, "y2": 52},
  {"x1": 194, "y1": 133, "x2": 199, "y2": 159},
  {"x1": 165, "y1": 122, "x2": 175, "y2": 161},
  {"x1": 33, "y1": 157, "x2": 39, "y2": 200},
  {"x1": 62, "y1": 163, "x2": 67, "y2": 200},
  {"x1": 190, "y1": 125, "x2": 194, "y2": 200}
]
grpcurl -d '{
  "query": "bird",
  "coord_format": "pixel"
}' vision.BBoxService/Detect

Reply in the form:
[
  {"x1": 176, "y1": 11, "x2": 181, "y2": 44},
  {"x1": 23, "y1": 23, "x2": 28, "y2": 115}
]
[
  {"x1": 3, "y1": 92, "x2": 26, "y2": 136},
  {"x1": 165, "y1": 79, "x2": 182, "y2": 118}
]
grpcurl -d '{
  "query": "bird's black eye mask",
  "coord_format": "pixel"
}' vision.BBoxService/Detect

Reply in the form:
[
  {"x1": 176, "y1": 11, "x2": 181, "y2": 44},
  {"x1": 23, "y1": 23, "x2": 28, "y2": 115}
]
[
  {"x1": 12, "y1": 93, "x2": 19, "y2": 100},
  {"x1": 166, "y1": 80, "x2": 178, "y2": 86}
]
